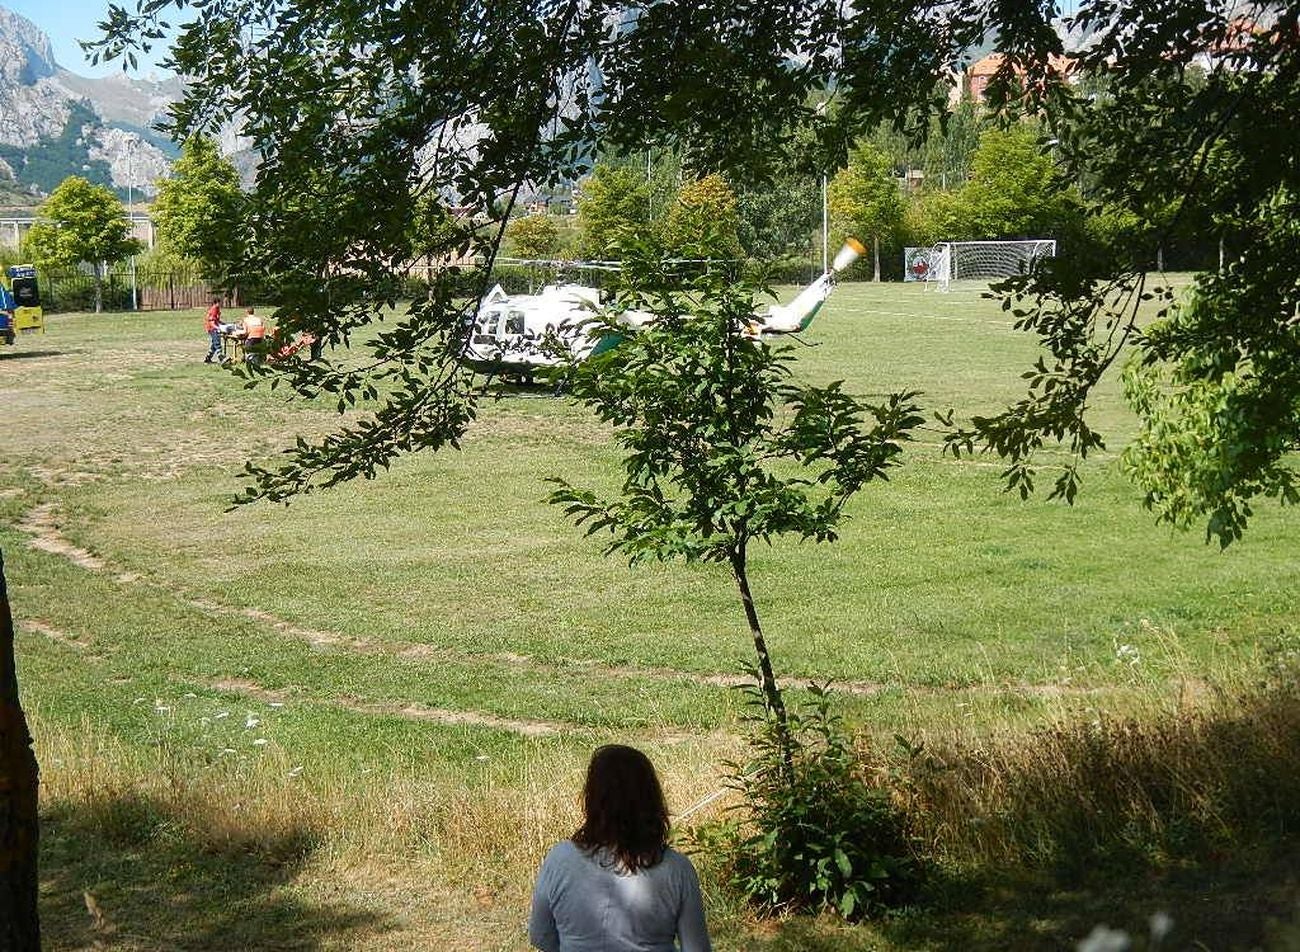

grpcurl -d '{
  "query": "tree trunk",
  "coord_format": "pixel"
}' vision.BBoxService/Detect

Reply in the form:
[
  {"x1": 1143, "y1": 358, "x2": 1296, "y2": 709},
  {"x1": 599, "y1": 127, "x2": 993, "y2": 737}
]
[
  {"x1": 730, "y1": 545, "x2": 793, "y2": 774},
  {"x1": 0, "y1": 550, "x2": 41, "y2": 951},
  {"x1": 1156, "y1": 245, "x2": 1165, "y2": 272},
  {"x1": 872, "y1": 235, "x2": 881, "y2": 282},
  {"x1": 93, "y1": 264, "x2": 103, "y2": 314}
]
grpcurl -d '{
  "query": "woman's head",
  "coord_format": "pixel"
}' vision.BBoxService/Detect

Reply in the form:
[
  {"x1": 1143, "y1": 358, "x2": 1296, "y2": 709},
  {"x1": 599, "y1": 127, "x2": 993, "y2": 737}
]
[{"x1": 572, "y1": 745, "x2": 669, "y2": 872}]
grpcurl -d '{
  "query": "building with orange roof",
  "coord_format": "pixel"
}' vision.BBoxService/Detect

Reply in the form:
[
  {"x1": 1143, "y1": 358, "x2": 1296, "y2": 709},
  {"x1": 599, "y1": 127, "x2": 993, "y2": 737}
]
[{"x1": 966, "y1": 52, "x2": 1076, "y2": 105}]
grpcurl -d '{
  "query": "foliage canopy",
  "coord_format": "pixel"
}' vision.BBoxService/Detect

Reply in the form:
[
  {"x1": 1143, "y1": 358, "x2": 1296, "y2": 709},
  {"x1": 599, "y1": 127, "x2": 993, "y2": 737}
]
[
  {"x1": 90, "y1": 0, "x2": 1300, "y2": 543},
  {"x1": 575, "y1": 164, "x2": 651, "y2": 260},
  {"x1": 25, "y1": 176, "x2": 140, "y2": 313},
  {"x1": 827, "y1": 142, "x2": 903, "y2": 280},
  {"x1": 150, "y1": 136, "x2": 244, "y2": 282}
]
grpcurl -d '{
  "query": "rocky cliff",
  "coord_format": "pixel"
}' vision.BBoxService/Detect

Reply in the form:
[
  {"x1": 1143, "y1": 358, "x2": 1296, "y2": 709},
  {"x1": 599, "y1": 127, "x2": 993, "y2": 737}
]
[{"x1": 0, "y1": 4, "x2": 178, "y2": 204}]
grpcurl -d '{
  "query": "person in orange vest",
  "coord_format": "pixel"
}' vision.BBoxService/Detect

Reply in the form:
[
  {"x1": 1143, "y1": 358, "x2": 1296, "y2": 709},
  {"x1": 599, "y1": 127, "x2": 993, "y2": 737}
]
[
  {"x1": 204, "y1": 299, "x2": 223, "y2": 363},
  {"x1": 241, "y1": 307, "x2": 267, "y2": 363}
]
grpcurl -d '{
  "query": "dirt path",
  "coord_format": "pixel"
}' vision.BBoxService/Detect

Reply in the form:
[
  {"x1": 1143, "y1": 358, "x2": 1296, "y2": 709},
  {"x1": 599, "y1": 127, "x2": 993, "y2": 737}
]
[
  {"x1": 15, "y1": 501, "x2": 1120, "y2": 717},
  {"x1": 18, "y1": 503, "x2": 106, "y2": 571},
  {"x1": 210, "y1": 677, "x2": 564, "y2": 737}
]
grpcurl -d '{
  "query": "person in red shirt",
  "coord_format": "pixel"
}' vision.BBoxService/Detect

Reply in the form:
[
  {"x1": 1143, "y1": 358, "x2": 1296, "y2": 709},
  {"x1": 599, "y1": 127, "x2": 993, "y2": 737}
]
[{"x1": 204, "y1": 299, "x2": 223, "y2": 363}]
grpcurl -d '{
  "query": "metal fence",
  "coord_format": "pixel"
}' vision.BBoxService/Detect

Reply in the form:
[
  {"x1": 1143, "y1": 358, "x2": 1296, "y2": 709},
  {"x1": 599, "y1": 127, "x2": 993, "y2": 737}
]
[{"x1": 36, "y1": 265, "x2": 229, "y2": 314}]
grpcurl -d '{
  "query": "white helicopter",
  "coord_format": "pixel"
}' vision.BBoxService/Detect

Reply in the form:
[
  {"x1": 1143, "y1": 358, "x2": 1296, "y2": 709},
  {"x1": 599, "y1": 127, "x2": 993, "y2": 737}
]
[{"x1": 461, "y1": 237, "x2": 866, "y2": 381}]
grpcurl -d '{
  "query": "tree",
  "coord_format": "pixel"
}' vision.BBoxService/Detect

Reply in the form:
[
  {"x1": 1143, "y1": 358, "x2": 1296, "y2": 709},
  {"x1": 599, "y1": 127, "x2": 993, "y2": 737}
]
[
  {"x1": 945, "y1": 126, "x2": 1079, "y2": 241},
  {"x1": 919, "y1": 97, "x2": 981, "y2": 191},
  {"x1": 735, "y1": 173, "x2": 819, "y2": 260},
  {"x1": 506, "y1": 213, "x2": 561, "y2": 258},
  {"x1": 659, "y1": 173, "x2": 743, "y2": 260},
  {"x1": 827, "y1": 142, "x2": 902, "y2": 280},
  {"x1": 0, "y1": 551, "x2": 40, "y2": 951},
  {"x1": 576, "y1": 164, "x2": 651, "y2": 259},
  {"x1": 943, "y1": 6, "x2": 1300, "y2": 546},
  {"x1": 25, "y1": 177, "x2": 140, "y2": 313},
  {"x1": 548, "y1": 258, "x2": 922, "y2": 753},
  {"x1": 150, "y1": 136, "x2": 244, "y2": 281}
]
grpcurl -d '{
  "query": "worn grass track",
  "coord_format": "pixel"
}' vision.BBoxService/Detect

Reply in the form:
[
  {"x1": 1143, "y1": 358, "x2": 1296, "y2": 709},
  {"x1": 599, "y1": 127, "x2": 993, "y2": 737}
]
[{"x1": 3, "y1": 279, "x2": 1298, "y2": 949}]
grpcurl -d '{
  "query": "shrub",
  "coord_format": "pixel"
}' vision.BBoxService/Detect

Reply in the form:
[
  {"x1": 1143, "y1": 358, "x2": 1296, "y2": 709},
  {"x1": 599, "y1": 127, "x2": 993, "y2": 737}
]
[
  {"x1": 745, "y1": 255, "x2": 823, "y2": 287},
  {"x1": 697, "y1": 680, "x2": 922, "y2": 920}
]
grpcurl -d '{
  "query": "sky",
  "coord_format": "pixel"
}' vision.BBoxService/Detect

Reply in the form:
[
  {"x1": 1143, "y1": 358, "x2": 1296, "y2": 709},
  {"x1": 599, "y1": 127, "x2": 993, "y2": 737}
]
[
  {"x1": 9, "y1": 0, "x2": 1083, "y2": 80},
  {"x1": 6, "y1": 0, "x2": 176, "y2": 77}
]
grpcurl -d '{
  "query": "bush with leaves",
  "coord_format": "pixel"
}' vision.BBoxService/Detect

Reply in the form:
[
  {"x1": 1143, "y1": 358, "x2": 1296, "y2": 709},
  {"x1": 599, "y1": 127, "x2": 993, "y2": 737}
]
[
  {"x1": 697, "y1": 679, "x2": 921, "y2": 920},
  {"x1": 659, "y1": 173, "x2": 744, "y2": 261},
  {"x1": 505, "y1": 213, "x2": 562, "y2": 259}
]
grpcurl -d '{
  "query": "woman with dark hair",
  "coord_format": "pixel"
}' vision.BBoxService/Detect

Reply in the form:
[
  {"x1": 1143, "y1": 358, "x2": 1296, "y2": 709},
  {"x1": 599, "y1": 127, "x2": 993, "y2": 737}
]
[{"x1": 528, "y1": 745, "x2": 712, "y2": 952}]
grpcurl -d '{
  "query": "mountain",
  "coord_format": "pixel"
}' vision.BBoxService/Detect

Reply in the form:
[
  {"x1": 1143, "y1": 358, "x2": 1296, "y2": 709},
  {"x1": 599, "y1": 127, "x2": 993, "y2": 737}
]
[{"x1": 0, "y1": 4, "x2": 179, "y2": 206}]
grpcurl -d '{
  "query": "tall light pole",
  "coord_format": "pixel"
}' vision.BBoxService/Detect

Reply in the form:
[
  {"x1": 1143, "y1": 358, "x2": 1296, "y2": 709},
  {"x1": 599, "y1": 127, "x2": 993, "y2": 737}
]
[
  {"x1": 821, "y1": 173, "x2": 828, "y2": 274},
  {"x1": 127, "y1": 142, "x2": 138, "y2": 311},
  {"x1": 815, "y1": 98, "x2": 829, "y2": 274}
]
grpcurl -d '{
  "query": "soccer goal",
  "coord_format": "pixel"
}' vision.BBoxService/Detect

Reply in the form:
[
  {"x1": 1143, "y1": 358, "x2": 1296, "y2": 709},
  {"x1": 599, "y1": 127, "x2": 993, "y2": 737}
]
[{"x1": 925, "y1": 239, "x2": 1056, "y2": 291}]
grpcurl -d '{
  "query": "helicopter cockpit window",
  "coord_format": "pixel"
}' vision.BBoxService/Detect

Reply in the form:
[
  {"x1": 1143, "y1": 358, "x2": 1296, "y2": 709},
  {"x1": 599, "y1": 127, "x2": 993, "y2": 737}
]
[
  {"x1": 504, "y1": 310, "x2": 526, "y2": 336},
  {"x1": 472, "y1": 308, "x2": 501, "y2": 344}
]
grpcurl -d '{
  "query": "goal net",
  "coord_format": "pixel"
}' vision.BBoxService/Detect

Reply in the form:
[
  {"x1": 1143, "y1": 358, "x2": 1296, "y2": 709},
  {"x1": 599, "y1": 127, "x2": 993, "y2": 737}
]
[{"x1": 926, "y1": 240, "x2": 1056, "y2": 291}]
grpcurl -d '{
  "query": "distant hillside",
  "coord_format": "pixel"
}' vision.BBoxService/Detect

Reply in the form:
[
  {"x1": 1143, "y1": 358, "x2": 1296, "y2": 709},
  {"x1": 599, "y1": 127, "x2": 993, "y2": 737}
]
[{"x1": 0, "y1": 5, "x2": 183, "y2": 204}]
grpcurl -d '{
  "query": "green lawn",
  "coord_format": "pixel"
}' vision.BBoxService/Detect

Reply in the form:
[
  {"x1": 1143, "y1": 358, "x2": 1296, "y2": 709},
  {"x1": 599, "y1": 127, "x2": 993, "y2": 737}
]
[{"x1": 3, "y1": 279, "x2": 1298, "y2": 950}]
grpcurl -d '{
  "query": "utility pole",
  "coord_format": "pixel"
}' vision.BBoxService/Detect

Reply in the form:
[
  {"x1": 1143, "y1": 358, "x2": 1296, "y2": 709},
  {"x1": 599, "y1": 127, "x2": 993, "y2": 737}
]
[
  {"x1": 821, "y1": 173, "x2": 828, "y2": 274},
  {"x1": 127, "y1": 142, "x2": 138, "y2": 311},
  {"x1": 815, "y1": 98, "x2": 829, "y2": 274}
]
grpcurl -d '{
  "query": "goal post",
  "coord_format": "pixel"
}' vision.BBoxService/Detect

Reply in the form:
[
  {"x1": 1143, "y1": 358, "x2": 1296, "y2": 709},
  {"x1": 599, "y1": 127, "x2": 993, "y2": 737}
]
[{"x1": 924, "y1": 239, "x2": 1056, "y2": 291}]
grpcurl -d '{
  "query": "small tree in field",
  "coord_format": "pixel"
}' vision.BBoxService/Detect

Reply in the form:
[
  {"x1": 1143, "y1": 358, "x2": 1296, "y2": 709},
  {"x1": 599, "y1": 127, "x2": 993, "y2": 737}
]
[
  {"x1": 507, "y1": 213, "x2": 561, "y2": 259},
  {"x1": 548, "y1": 242, "x2": 922, "y2": 752},
  {"x1": 25, "y1": 177, "x2": 140, "y2": 313},
  {"x1": 151, "y1": 136, "x2": 244, "y2": 282},
  {"x1": 575, "y1": 163, "x2": 651, "y2": 259},
  {"x1": 944, "y1": 126, "x2": 1080, "y2": 241},
  {"x1": 828, "y1": 143, "x2": 902, "y2": 281},
  {"x1": 660, "y1": 173, "x2": 743, "y2": 261}
]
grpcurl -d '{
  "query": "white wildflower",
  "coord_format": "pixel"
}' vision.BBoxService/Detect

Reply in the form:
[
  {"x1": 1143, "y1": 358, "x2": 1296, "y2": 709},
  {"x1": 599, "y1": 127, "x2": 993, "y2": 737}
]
[
  {"x1": 1149, "y1": 911, "x2": 1174, "y2": 944},
  {"x1": 1115, "y1": 642, "x2": 1140, "y2": 666},
  {"x1": 245, "y1": 715, "x2": 261, "y2": 729},
  {"x1": 288, "y1": 766, "x2": 303, "y2": 778},
  {"x1": 268, "y1": 701, "x2": 284, "y2": 709},
  {"x1": 252, "y1": 738, "x2": 269, "y2": 747},
  {"x1": 1078, "y1": 924, "x2": 1131, "y2": 952},
  {"x1": 214, "y1": 710, "x2": 230, "y2": 720}
]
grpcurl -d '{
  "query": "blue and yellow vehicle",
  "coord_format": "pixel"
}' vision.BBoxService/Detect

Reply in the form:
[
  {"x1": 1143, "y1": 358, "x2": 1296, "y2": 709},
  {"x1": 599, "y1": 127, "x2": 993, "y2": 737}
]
[{"x1": 0, "y1": 265, "x2": 44, "y2": 346}]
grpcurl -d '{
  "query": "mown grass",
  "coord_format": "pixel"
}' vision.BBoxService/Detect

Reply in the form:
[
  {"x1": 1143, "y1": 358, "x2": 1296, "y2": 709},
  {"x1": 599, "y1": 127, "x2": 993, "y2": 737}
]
[{"x1": 3, "y1": 280, "x2": 1299, "y2": 949}]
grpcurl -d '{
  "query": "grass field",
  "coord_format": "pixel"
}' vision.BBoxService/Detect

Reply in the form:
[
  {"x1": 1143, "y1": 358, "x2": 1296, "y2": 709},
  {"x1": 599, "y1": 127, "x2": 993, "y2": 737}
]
[{"x1": 3, "y1": 280, "x2": 1299, "y2": 950}]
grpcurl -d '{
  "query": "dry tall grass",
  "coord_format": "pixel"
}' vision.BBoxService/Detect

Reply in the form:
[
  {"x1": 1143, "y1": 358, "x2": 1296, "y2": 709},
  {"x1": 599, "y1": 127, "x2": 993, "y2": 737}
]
[
  {"x1": 897, "y1": 671, "x2": 1300, "y2": 873},
  {"x1": 34, "y1": 716, "x2": 739, "y2": 913},
  {"x1": 30, "y1": 663, "x2": 1300, "y2": 947}
]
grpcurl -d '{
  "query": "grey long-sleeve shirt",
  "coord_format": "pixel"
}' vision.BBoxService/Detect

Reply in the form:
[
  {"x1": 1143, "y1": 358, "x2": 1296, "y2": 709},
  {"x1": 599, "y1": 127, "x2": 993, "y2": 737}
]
[{"x1": 528, "y1": 841, "x2": 712, "y2": 952}]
